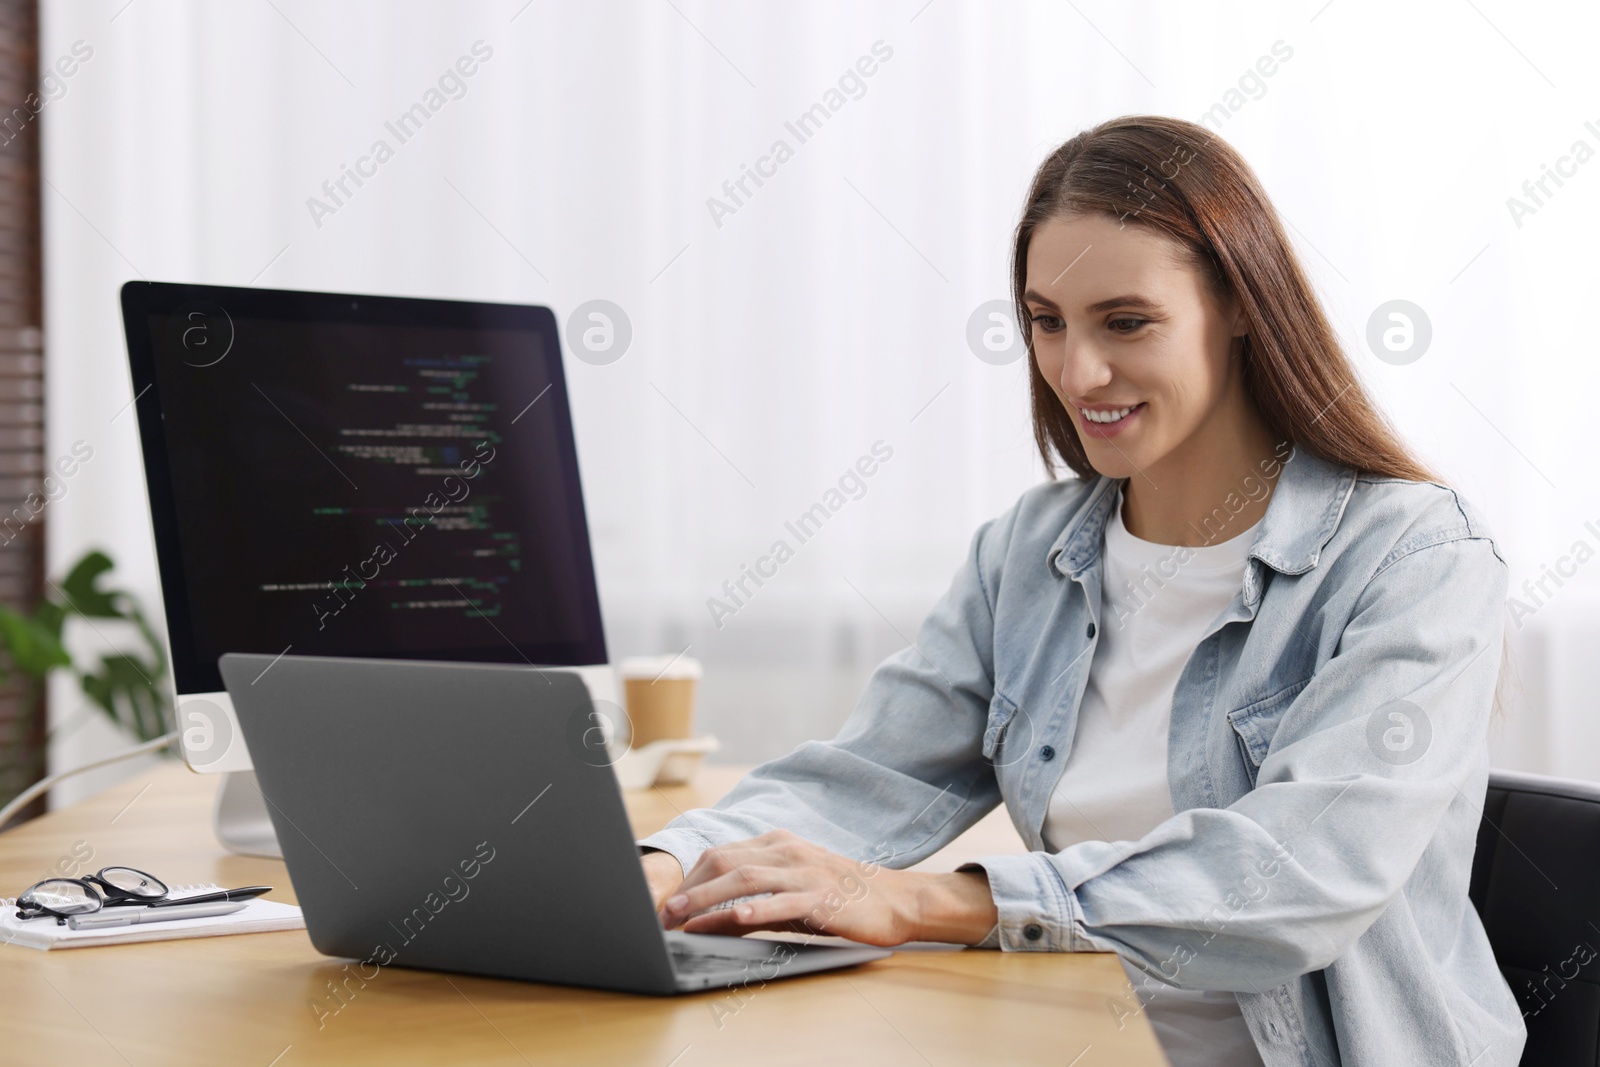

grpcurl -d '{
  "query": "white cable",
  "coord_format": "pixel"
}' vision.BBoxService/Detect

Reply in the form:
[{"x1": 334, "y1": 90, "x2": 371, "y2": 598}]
[{"x1": 0, "y1": 730, "x2": 179, "y2": 833}]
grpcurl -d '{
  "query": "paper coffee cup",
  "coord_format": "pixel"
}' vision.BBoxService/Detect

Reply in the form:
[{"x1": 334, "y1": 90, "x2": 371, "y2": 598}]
[{"x1": 619, "y1": 655, "x2": 702, "y2": 749}]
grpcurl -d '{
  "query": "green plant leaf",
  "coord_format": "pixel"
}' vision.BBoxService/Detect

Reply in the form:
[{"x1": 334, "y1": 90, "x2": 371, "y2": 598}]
[
  {"x1": 56, "y1": 550, "x2": 124, "y2": 619},
  {"x1": 0, "y1": 606, "x2": 71, "y2": 675},
  {"x1": 32, "y1": 599, "x2": 66, "y2": 640},
  {"x1": 80, "y1": 654, "x2": 169, "y2": 742},
  {"x1": 0, "y1": 549, "x2": 173, "y2": 767}
]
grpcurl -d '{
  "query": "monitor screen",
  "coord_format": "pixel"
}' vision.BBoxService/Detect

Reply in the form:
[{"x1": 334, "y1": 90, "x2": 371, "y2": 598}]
[{"x1": 121, "y1": 282, "x2": 607, "y2": 695}]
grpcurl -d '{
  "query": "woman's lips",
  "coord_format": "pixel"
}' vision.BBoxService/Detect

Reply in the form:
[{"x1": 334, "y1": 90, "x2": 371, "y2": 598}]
[{"x1": 1077, "y1": 402, "x2": 1145, "y2": 439}]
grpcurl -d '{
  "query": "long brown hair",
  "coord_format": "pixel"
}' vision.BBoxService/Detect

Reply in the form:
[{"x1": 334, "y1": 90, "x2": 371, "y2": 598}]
[{"x1": 1012, "y1": 114, "x2": 1434, "y2": 484}]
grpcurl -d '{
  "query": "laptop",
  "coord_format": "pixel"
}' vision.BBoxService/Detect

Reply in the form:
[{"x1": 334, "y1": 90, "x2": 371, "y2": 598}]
[{"x1": 219, "y1": 652, "x2": 892, "y2": 994}]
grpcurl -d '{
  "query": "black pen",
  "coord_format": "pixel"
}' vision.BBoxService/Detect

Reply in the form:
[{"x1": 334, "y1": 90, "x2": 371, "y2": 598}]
[{"x1": 145, "y1": 886, "x2": 273, "y2": 908}]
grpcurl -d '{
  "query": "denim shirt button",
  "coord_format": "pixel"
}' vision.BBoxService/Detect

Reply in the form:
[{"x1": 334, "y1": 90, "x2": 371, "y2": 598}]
[
  {"x1": 1039, "y1": 745, "x2": 1056, "y2": 762},
  {"x1": 1086, "y1": 622, "x2": 1097, "y2": 639},
  {"x1": 1023, "y1": 923, "x2": 1044, "y2": 941}
]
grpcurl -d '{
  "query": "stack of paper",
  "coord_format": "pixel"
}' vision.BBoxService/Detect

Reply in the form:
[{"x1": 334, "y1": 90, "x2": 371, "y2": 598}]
[{"x1": 0, "y1": 888, "x2": 304, "y2": 950}]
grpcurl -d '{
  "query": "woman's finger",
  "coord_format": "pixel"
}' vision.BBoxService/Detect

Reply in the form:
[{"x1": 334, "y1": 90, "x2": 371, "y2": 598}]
[
  {"x1": 659, "y1": 864, "x2": 802, "y2": 925},
  {"x1": 675, "y1": 909, "x2": 810, "y2": 937},
  {"x1": 678, "y1": 838, "x2": 796, "y2": 895},
  {"x1": 679, "y1": 891, "x2": 826, "y2": 936}
]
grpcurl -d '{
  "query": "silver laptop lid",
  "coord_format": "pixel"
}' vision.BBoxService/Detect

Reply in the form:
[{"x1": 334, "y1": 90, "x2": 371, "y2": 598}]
[{"x1": 220, "y1": 652, "x2": 680, "y2": 995}]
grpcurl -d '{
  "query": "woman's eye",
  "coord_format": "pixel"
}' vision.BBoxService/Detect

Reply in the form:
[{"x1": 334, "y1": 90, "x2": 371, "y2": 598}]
[
  {"x1": 1109, "y1": 317, "x2": 1146, "y2": 334},
  {"x1": 1029, "y1": 314, "x2": 1063, "y2": 333}
]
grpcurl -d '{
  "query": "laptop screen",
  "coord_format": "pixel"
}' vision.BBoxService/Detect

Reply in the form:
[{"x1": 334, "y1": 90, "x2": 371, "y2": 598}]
[{"x1": 121, "y1": 282, "x2": 607, "y2": 695}]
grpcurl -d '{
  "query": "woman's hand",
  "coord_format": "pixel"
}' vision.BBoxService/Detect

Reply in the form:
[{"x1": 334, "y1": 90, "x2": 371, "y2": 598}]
[
  {"x1": 641, "y1": 850, "x2": 685, "y2": 912},
  {"x1": 655, "y1": 829, "x2": 999, "y2": 948}
]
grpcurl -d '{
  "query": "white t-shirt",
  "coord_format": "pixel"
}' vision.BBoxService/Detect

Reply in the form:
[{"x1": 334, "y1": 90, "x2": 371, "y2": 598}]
[{"x1": 1042, "y1": 488, "x2": 1265, "y2": 1067}]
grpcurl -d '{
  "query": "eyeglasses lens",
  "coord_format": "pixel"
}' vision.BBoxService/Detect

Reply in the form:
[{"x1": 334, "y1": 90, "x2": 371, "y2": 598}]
[
  {"x1": 19, "y1": 879, "x2": 98, "y2": 915},
  {"x1": 98, "y1": 867, "x2": 168, "y2": 898}
]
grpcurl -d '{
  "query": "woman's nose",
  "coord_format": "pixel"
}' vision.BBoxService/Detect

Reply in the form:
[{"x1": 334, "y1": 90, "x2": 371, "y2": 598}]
[{"x1": 1056, "y1": 339, "x2": 1112, "y2": 399}]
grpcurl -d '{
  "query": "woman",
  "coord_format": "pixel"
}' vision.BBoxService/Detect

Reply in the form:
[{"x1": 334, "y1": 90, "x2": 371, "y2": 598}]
[{"x1": 637, "y1": 115, "x2": 1524, "y2": 1066}]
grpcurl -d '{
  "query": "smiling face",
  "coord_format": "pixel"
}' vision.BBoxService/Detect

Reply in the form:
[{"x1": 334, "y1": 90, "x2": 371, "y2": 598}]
[{"x1": 1024, "y1": 211, "x2": 1255, "y2": 485}]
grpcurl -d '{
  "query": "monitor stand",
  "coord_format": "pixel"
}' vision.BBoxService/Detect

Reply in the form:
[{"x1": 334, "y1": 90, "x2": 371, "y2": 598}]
[{"x1": 213, "y1": 771, "x2": 283, "y2": 858}]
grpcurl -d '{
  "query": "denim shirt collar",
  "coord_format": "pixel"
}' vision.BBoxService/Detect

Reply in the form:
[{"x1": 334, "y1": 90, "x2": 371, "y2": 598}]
[{"x1": 1046, "y1": 446, "x2": 1359, "y2": 596}]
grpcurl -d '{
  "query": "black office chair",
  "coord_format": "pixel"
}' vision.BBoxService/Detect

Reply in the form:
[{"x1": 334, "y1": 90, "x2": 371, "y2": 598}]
[{"x1": 1469, "y1": 769, "x2": 1600, "y2": 1066}]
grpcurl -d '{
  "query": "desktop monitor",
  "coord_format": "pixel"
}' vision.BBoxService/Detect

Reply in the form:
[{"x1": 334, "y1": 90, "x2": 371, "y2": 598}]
[{"x1": 120, "y1": 282, "x2": 609, "y2": 790}]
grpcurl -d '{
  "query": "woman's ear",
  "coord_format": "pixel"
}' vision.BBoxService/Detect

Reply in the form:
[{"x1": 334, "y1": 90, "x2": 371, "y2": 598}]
[
  {"x1": 1220, "y1": 292, "x2": 1249, "y2": 361},
  {"x1": 1229, "y1": 295, "x2": 1248, "y2": 339},
  {"x1": 1228, "y1": 298, "x2": 1250, "y2": 365}
]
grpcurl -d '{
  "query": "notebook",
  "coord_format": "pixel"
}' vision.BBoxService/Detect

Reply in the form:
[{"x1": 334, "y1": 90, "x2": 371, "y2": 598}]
[{"x1": 0, "y1": 883, "x2": 305, "y2": 950}]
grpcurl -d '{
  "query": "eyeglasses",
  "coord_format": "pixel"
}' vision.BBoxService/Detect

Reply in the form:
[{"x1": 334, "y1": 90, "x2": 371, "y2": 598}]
[{"x1": 15, "y1": 867, "x2": 170, "y2": 923}]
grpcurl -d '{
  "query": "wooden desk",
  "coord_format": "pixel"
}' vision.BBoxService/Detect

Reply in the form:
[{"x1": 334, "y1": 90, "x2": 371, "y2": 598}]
[{"x1": 0, "y1": 762, "x2": 1166, "y2": 1066}]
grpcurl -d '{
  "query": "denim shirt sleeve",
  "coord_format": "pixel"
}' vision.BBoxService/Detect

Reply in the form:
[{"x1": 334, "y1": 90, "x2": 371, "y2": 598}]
[
  {"x1": 637, "y1": 511, "x2": 1012, "y2": 882},
  {"x1": 964, "y1": 534, "x2": 1508, "y2": 985}
]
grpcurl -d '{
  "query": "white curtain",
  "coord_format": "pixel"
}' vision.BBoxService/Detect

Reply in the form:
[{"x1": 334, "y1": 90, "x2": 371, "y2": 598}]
[{"x1": 38, "y1": 0, "x2": 1599, "y2": 803}]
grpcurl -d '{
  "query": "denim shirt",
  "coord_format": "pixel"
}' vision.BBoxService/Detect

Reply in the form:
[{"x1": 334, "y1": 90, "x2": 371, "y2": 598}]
[{"x1": 640, "y1": 448, "x2": 1526, "y2": 1067}]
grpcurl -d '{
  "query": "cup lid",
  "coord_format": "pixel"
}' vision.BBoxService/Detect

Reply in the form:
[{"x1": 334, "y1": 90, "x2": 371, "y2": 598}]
[{"x1": 618, "y1": 654, "x2": 702, "y2": 680}]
